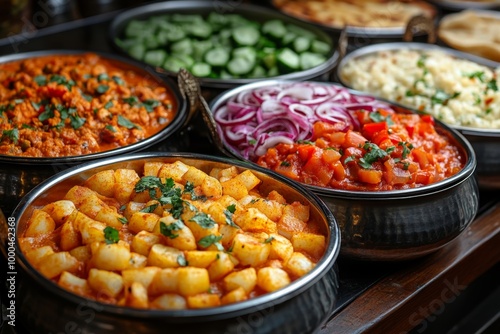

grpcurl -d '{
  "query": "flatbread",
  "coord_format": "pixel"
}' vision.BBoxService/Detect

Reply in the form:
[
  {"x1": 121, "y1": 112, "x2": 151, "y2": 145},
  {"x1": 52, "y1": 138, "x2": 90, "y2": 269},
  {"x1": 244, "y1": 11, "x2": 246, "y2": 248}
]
[
  {"x1": 438, "y1": 10, "x2": 500, "y2": 62},
  {"x1": 272, "y1": 0, "x2": 437, "y2": 29}
]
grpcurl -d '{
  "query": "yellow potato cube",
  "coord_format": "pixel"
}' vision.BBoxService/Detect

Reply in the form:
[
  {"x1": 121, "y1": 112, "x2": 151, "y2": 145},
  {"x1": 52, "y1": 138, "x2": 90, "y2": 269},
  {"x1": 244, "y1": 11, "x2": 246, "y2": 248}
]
[
  {"x1": 234, "y1": 170, "x2": 261, "y2": 191},
  {"x1": 122, "y1": 267, "x2": 160, "y2": 290},
  {"x1": 25, "y1": 245, "x2": 54, "y2": 266},
  {"x1": 125, "y1": 282, "x2": 148, "y2": 309},
  {"x1": 182, "y1": 166, "x2": 208, "y2": 186},
  {"x1": 41, "y1": 200, "x2": 76, "y2": 226},
  {"x1": 91, "y1": 242, "x2": 131, "y2": 271},
  {"x1": 216, "y1": 166, "x2": 238, "y2": 182},
  {"x1": 201, "y1": 175, "x2": 223, "y2": 198},
  {"x1": 25, "y1": 209, "x2": 55, "y2": 237},
  {"x1": 151, "y1": 294, "x2": 186, "y2": 310},
  {"x1": 284, "y1": 252, "x2": 315, "y2": 277},
  {"x1": 207, "y1": 252, "x2": 235, "y2": 281},
  {"x1": 231, "y1": 234, "x2": 271, "y2": 267},
  {"x1": 283, "y1": 202, "x2": 310, "y2": 222},
  {"x1": 158, "y1": 161, "x2": 189, "y2": 182},
  {"x1": 184, "y1": 251, "x2": 219, "y2": 268},
  {"x1": 246, "y1": 198, "x2": 283, "y2": 222},
  {"x1": 131, "y1": 230, "x2": 161, "y2": 256},
  {"x1": 221, "y1": 178, "x2": 248, "y2": 200},
  {"x1": 144, "y1": 162, "x2": 164, "y2": 177},
  {"x1": 267, "y1": 190, "x2": 287, "y2": 204},
  {"x1": 128, "y1": 211, "x2": 160, "y2": 234},
  {"x1": 219, "y1": 224, "x2": 242, "y2": 248},
  {"x1": 60, "y1": 221, "x2": 81, "y2": 251},
  {"x1": 221, "y1": 287, "x2": 248, "y2": 305},
  {"x1": 157, "y1": 216, "x2": 197, "y2": 251},
  {"x1": 147, "y1": 244, "x2": 184, "y2": 268},
  {"x1": 148, "y1": 268, "x2": 178, "y2": 295},
  {"x1": 177, "y1": 267, "x2": 210, "y2": 296},
  {"x1": 257, "y1": 267, "x2": 291, "y2": 292},
  {"x1": 88, "y1": 268, "x2": 123, "y2": 298},
  {"x1": 84, "y1": 170, "x2": 115, "y2": 198},
  {"x1": 234, "y1": 208, "x2": 277, "y2": 234},
  {"x1": 58, "y1": 271, "x2": 91, "y2": 296},
  {"x1": 187, "y1": 293, "x2": 221, "y2": 309},
  {"x1": 291, "y1": 232, "x2": 326, "y2": 260},
  {"x1": 223, "y1": 268, "x2": 257, "y2": 293},
  {"x1": 268, "y1": 234, "x2": 293, "y2": 262},
  {"x1": 123, "y1": 202, "x2": 147, "y2": 220},
  {"x1": 113, "y1": 169, "x2": 141, "y2": 203},
  {"x1": 277, "y1": 214, "x2": 306, "y2": 240},
  {"x1": 69, "y1": 245, "x2": 92, "y2": 262},
  {"x1": 204, "y1": 202, "x2": 227, "y2": 226},
  {"x1": 128, "y1": 252, "x2": 148, "y2": 269},
  {"x1": 38, "y1": 252, "x2": 80, "y2": 279},
  {"x1": 75, "y1": 213, "x2": 106, "y2": 244}
]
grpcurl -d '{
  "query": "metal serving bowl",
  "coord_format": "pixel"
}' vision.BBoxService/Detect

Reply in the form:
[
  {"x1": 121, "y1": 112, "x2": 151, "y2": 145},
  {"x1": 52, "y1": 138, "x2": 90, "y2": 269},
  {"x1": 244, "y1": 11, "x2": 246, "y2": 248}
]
[
  {"x1": 336, "y1": 42, "x2": 500, "y2": 189},
  {"x1": 206, "y1": 79, "x2": 479, "y2": 261},
  {"x1": 4, "y1": 152, "x2": 341, "y2": 334},
  {"x1": 109, "y1": 1, "x2": 339, "y2": 90},
  {"x1": 0, "y1": 50, "x2": 189, "y2": 216}
]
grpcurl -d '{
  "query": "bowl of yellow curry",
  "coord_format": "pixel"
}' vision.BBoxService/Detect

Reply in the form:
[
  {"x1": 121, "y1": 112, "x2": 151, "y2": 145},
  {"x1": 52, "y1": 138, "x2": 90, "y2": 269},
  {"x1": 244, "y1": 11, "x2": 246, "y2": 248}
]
[
  {"x1": 6, "y1": 152, "x2": 340, "y2": 334},
  {"x1": 0, "y1": 50, "x2": 188, "y2": 215}
]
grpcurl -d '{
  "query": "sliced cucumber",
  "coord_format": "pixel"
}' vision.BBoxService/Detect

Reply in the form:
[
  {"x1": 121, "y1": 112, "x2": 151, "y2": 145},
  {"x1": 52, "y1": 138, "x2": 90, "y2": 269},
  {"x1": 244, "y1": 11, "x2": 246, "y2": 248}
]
[
  {"x1": 191, "y1": 63, "x2": 212, "y2": 77},
  {"x1": 232, "y1": 26, "x2": 260, "y2": 46},
  {"x1": 277, "y1": 48, "x2": 300, "y2": 72},
  {"x1": 144, "y1": 50, "x2": 167, "y2": 67},
  {"x1": 300, "y1": 52, "x2": 327, "y2": 70},
  {"x1": 204, "y1": 47, "x2": 230, "y2": 67}
]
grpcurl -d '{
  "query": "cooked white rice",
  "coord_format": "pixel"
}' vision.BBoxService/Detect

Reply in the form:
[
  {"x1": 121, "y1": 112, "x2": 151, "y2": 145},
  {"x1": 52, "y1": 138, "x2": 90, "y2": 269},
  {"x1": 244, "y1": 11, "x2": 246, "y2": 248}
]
[{"x1": 340, "y1": 49, "x2": 500, "y2": 129}]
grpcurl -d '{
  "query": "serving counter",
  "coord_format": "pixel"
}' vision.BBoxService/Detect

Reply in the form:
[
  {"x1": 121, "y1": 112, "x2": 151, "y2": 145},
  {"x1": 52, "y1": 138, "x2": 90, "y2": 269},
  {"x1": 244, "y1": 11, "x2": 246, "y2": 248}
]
[{"x1": 0, "y1": 2, "x2": 498, "y2": 333}]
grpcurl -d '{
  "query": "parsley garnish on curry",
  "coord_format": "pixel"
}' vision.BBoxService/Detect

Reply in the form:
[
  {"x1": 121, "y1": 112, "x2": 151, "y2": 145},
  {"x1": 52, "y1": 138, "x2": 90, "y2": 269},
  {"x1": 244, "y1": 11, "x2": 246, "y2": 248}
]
[{"x1": 0, "y1": 53, "x2": 177, "y2": 157}]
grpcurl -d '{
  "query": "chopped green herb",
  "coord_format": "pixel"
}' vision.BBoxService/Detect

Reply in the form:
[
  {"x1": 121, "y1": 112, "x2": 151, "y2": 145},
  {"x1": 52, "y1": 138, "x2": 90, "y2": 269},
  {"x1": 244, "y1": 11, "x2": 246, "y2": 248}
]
[
  {"x1": 38, "y1": 107, "x2": 54, "y2": 122},
  {"x1": 117, "y1": 217, "x2": 128, "y2": 224},
  {"x1": 190, "y1": 212, "x2": 216, "y2": 229},
  {"x1": 399, "y1": 142, "x2": 414, "y2": 159},
  {"x1": 82, "y1": 93, "x2": 93, "y2": 102},
  {"x1": 417, "y1": 54, "x2": 427, "y2": 69},
  {"x1": 177, "y1": 254, "x2": 188, "y2": 266},
  {"x1": 224, "y1": 205, "x2": 240, "y2": 229},
  {"x1": 118, "y1": 115, "x2": 140, "y2": 129},
  {"x1": 473, "y1": 93, "x2": 482, "y2": 106},
  {"x1": 486, "y1": 108, "x2": 493, "y2": 115},
  {"x1": 369, "y1": 111, "x2": 394, "y2": 126},
  {"x1": 359, "y1": 142, "x2": 388, "y2": 169},
  {"x1": 280, "y1": 161, "x2": 291, "y2": 167},
  {"x1": 123, "y1": 96, "x2": 140, "y2": 105},
  {"x1": 104, "y1": 101, "x2": 113, "y2": 109},
  {"x1": 31, "y1": 101, "x2": 43, "y2": 111},
  {"x1": 2, "y1": 128, "x2": 19, "y2": 144},
  {"x1": 465, "y1": 71, "x2": 485, "y2": 82},
  {"x1": 103, "y1": 226, "x2": 120, "y2": 244},
  {"x1": 21, "y1": 124, "x2": 35, "y2": 130},
  {"x1": 198, "y1": 234, "x2": 224, "y2": 250},
  {"x1": 344, "y1": 155, "x2": 356, "y2": 164},
  {"x1": 487, "y1": 79, "x2": 498, "y2": 92},
  {"x1": 431, "y1": 90, "x2": 460, "y2": 106},
  {"x1": 96, "y1": 84, "x2": 109, "y2": 94},
  {"x1": 105, "y1": 125, "x2": 116, "y2": 132},
  {"x1": 140, "y1": 203, "x2": 159, "y2": 213},
  {"x1": 69, "y1": 113, "x2": 86, "y2": 129},
  {"x1": 112, "y1": 75, "x2": 125, "y2": 86},
  {"x1": 249, "y1": 139, "x2": 257, "y2": 145},
  {"x1": 34, "y1": 75, "x2": 47, "y2": 86},
  {"x1": 297, "y1": 140, "x2": 314, "y2": 145},
  {"x1": 160, "y1": 220, "x2": 184, "y2": 239},
  {"x1": 142, "y1": 99, "x2": 161, "y2": 113},
  {"x1": 264, "y1": 236, "x2": 274, "y2": 244},
  {"x1": 402, "y1": 162, "x2": 410, "y2": 170},
  {"x1": 97, "y1": 73, "x2": 109, "y2": 82},
  {"x1": 183, "y1": 181, "x2": 207, "y2": 201}
]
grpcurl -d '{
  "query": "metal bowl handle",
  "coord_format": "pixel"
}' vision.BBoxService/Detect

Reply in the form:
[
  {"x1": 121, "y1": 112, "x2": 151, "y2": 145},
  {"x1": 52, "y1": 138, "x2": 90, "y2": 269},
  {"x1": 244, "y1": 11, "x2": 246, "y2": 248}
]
[
  {"x1": 177, "y1": 69, "x2": 232, "y2": 156},
  {"x1": 403, "y1": 14, "x2": 436, "y2": 44}
]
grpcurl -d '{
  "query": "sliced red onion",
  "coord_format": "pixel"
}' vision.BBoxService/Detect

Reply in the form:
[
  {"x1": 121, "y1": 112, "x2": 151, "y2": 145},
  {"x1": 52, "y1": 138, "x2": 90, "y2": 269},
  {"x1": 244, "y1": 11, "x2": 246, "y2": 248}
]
[{"x1": 213, "y1": 82, "x2": 393, "y2": 160}]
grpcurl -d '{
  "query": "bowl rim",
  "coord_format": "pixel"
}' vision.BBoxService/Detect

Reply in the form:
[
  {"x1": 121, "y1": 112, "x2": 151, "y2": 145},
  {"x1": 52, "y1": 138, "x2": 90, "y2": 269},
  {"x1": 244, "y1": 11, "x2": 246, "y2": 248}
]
[
  {"x1": 208, "y1": 79, "x2": 477, "y2": 199},
  {"x1": 0, "y1": 50, "x2": 188, "y2": 165},
  {"x1": 12, "y1": 151, "x2": 341, "y2": 320},
  {"x1": 336, "y1": 41, "x2": 500, "y2": 136},
  {"x1": 108, "y1": 0, "x2": 339, "y2": 89}
]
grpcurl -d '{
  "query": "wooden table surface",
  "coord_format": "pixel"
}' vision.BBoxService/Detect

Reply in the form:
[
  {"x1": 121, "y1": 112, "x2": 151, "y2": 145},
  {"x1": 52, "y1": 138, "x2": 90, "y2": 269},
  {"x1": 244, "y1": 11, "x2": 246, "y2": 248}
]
[{"x1": 319, "y1": 195, "x2": 500, "y2": 334}]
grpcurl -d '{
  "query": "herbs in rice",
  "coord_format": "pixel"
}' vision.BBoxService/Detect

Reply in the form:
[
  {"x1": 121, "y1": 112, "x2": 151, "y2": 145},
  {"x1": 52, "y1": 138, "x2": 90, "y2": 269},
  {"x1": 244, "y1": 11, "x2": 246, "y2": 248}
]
[{"x1": 340, "y1": 49, "x2": 500, "y2": 129}]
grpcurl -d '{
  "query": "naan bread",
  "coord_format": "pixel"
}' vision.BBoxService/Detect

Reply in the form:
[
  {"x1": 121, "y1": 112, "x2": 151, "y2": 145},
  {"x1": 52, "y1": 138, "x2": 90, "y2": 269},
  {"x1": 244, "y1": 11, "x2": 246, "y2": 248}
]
[{"x1": 438, "y1": 10, "x2": 500, "y2": 62}]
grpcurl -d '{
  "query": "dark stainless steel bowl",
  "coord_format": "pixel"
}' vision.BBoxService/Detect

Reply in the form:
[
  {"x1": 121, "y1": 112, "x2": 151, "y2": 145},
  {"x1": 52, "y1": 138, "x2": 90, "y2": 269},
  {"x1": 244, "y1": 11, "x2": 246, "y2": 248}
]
[
  {"x1": 0, "y1": 50, "x2": 188, "y2": 216},
  {"x1": 336, "y1": 42, "x2": 500, "y2": 189},
  {"x1": 208, "y1": 80, "x2": 479, "y2": 261},
  {"x1": 109, "y1": 1, "x2": 339, "y2": 90},
  {"x1": 6, "y1": 152, "x2": 341, "y2": 334}
]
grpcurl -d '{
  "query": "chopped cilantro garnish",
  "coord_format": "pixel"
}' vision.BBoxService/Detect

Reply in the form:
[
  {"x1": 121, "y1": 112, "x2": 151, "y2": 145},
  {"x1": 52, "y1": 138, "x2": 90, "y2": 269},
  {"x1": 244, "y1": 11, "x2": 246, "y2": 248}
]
[
  {"x1": 198, "y1": 234, "x2": 223, "y2": 250},
  {"x1": 431, "y1": 90, "x2": 460, "y2": 106},
  {"x1": 104, "y1": 101, "x2": 113, "y2": 109},
  {"x1": 359, "y1": 142, "x2": 388, "y2": 169},
  {"x1": 2, "y1": 128, "x2": 19, "y2": 144},
  {"x1": 112, "y1": 75, "x2": 125, "y2": 85},
  {"x1": 224, "y1": 204, "x2": 240, "y2": 229},
  {"x1": 103, "y1": 226, "x2": 120, "y2": 244},
  {"x1": 140, "y1": 203, "x2": 159, "y2": 213},
  {"x1": 82, "y1": 93, "x2": 93, "y2": 102},
  {"x1": 38, "y1": 107, "x2": 54, "y2": 122},
  {"x1": 369, "y1": 111, "x2": 394, "y2": 126},
  {"x1": 264, "y1": 236, "x2": 274, "y2": 244},
  {"x1": 117, "y1": 217, "x2": 128, "y2": 224},
  {"x1": 96, "y1": 84, "x2": 109, "y2": 94},
  {"x1": 190, "y1": 212, "x2": 216, "y2": 229},
  {"x1": 97, "y1": 73, "x2": 109, "y2": 82},
  {"x1": 248, "y1": 139, "x2": 257, "y2": 145},
  {"x1": 177, "y1": 254, "x2": 188, "y2": 266},
  {"x1": 142, "y1": 99, "x2": 160, "y2": 113},
  {"x1": 487, "y1": 79, "x2": 498, "y2": 92},
  {"x1": 123, "y1": 96, "x2": 140, "y2": 105},
  {"x1": 160, "y1": 220, "x2": 184, "y2": 239},
  {"x1": 34, "y1": 75, "x2": 47, "y2": 86},
  {"x1": 69, "y1": 113, "x2": 86, "y2": 129},
  {"x1": 399, "y1": 142, "x2": 414, "y2": 159},
  {"x1": 344, "y1": 155, "x2": 356, "y2": 164},
  {"x1": 280, "y1": 161, "x2": 290, "y2": 167},
  {"x1": 465, "y1": 71, "x2": 485, "y2": 82},
  {"x1": 105, "y1": 125, "x2": 116, "y2": 132},
  {"x1": 183, "y1": 181, "x2": 207, "y2": 201},
  {"x1": 117, "y1": 115, "x2": 140, "y2": 129}
]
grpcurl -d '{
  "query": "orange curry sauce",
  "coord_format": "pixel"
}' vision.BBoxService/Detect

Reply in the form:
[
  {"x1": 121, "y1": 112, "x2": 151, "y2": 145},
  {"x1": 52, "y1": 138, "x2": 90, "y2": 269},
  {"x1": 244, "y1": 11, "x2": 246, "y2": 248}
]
[
  {"x1": 257, "y1": 109, "x2": 465, "y2": 191},
  {"x1": 0, "y1": 53, "x2": 177, "y2": 157}
]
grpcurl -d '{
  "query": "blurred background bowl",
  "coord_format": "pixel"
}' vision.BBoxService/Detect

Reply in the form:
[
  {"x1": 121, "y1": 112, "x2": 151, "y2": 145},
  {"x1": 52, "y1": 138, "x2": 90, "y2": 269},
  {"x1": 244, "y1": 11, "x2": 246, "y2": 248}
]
[
  {"x1": 7, "y1": 152, "x2": 341, "y2": 334},
  {"x1": 109, "y1": 0, "x2": 339, "y2": 92},
  {"x1": 0, "y1": 50, "x2": 188, "y2": 216},
  {"x1": 208, "y1": 80, "x2": 479, "y2": 261}
]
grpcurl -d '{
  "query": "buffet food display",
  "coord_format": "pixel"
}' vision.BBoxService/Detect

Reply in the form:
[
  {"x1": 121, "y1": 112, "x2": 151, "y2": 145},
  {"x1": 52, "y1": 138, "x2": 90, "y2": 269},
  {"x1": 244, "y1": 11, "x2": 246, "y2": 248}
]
[{"x1": 0, "y1": 0, "x2": 498, "y2": 332}]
